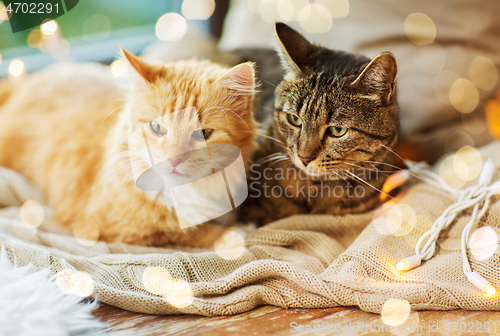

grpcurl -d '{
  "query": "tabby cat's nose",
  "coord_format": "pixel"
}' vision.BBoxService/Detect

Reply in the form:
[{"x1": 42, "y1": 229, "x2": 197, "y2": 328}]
[{"x1": 298, "y1": 156, "x2": 315, "y2": 166}]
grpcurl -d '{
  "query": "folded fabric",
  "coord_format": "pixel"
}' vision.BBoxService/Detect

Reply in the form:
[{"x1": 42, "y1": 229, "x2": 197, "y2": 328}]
[{"x1": 0, "y1": 141, "x2": 499, "y2": 316}]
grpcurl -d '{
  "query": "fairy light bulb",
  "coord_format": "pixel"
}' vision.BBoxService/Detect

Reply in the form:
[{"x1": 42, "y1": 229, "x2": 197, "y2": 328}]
[
  {"x1": 396, "y1": 255, "x2": 421, "y2": 271},
  {"x1": 466, "y1": 272, "x2": 497, "y2": 297}
]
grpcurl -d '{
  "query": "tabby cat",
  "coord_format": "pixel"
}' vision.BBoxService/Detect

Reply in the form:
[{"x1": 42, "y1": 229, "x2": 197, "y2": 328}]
[
  {"x1": 0, "y1": 49, "x2": 257, "y2": 246},
  {"x1": 240, "y1": 23, "x2": 399, "y2": 225}
]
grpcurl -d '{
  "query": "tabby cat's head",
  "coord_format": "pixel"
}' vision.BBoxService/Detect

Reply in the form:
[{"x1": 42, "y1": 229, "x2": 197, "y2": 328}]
[{"x1": 273, "y1": 23, "x2": 399, "y2": 179}]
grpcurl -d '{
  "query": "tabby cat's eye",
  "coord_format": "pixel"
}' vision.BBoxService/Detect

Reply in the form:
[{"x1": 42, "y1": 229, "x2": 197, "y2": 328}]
[
  {"x1": 149, "y1": 121, "x2": 168, "y2": 136},
  {"x1": 327, "y1": 126, "x2": 348, "y2": 138},
  {"x1": 192, "y1": 129, "x2": 214, "y2": 141},
  {"x1": 287, "y1": 114, "x2": 302, "y2": 127}
]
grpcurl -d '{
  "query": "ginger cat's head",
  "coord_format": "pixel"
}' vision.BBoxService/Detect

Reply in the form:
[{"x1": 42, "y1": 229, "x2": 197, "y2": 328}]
[{"x1": 117, "y1": 49, "x2": 257, "y2": 194}]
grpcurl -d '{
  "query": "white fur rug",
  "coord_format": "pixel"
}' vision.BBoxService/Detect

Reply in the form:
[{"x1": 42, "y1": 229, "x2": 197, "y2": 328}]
[{"x1": 0, "y1": 251, "x2": 106, "y2": 336}]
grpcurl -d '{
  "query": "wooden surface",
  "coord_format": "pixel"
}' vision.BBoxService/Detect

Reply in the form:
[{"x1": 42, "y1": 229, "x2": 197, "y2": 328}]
[{"x1": 93, "y1": 304, "x2": 500, "y2": 336}]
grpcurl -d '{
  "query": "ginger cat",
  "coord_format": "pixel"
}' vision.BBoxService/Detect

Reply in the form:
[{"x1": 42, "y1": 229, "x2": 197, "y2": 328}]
[{"x1": 0, "y1": 49, "x2": 257, "y2": 247}]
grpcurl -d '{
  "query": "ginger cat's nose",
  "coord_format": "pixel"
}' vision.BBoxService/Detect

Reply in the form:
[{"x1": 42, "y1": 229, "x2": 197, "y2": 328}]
[
  {"x1": 168, "y1": 156, "x2": 187, "y2": 167},
  {"x1": 298, "y1": 156, "x2": 315, "y2": 166}
]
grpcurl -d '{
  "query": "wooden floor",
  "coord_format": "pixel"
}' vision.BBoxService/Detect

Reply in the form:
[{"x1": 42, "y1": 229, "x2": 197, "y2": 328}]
[{"x1": 93, "y1": 304, "x2": 500, "y2": 336}]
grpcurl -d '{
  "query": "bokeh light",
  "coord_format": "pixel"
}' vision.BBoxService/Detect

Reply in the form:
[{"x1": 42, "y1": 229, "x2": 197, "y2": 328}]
[
  {"x1": 390, "y1": 312, "x2": 420, "y2": 336},
  {"x1": 415, "y1": 43, "x2": 445, "y2": 74},
  {"x1": 72, "y1": 221, "x2": 99, "y2": 246},
  {"x1": 316, "y1": 0, "x2": 349, "y2": 19},
  {"x1": 486, "y1": 98, "x2": 500, "y2": 138},
  {"x1": 110, "y1": 59, "x2": 129, "y2": 77},
  {"x1": 81, "y1": 14, "x2": 111, "y2": 43},
  {"x1": 155, "y1": 13, "x2": 187, "y2": 41},
  {"x1": 27, "y1": 29, "x2": 42, "y2": 48},
  {"x1": 469, "y1": 226, "x2": 498, "y2": 261},
  {"x1": 298, "y1": 4, "x2": 332, "y2": 34},
  {"x1": 0, "y1": 54, "x2": 2, "y2": 67},
  {"x1": 56, "y1": 269, "x2": 94, "y2": 297},
  {"x1": 469, "y1": 56, "x2": 498, "y2": 91},
  {"x1": 142, "y1": 266, "x2": 172, "y2": 295},
  {"x1": 404, "y1": 13, "x2": 436, "y2": 45},
  {"x1": 277, "y1": 0, "x2": 294, "y2": 22},
  {"x1": 163, "y1": 279, "x2": 194, "y2": 308},
  {"x1": 381, "y1": 299, "x2": 411, "y2": 326},
  {"x1": 449, "y1": 78, "x2": 479, "y2": 113},
  {"x1": 214, "y1": 230, "x2": 246, "y2": 260},
  {"x1": 439, "y1": 154, "x2": 466, "y2": 189},
  {"x1": 182, "y1": 0, "x2": 215, "y2": 20},
  {"x1": 258, "y1": 0, "x2": 279, "y2": 24},
  {"x1": 41, "y1": 20, "x2": 57, "y2": 35},
  {"x1": 453, "y1": 145, "x2": 483, "y2": 182},
  {"x1": 20, "y1": 200, "x2": 44, "y2": 228},
  {"x1": 373, "y1": 201, "x2": 403, "y2": 236},
  {"x1": 8, "y1": 59, "x2": 25, "y2": 77},
  {"x1": 433, "y1": 70, "x2": 459, "y2": 105}
]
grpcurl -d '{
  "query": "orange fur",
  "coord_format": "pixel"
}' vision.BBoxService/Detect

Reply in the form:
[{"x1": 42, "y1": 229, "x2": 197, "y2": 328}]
[{"x1": 0, "y1": 54, "x2": 257, "y2": 247}]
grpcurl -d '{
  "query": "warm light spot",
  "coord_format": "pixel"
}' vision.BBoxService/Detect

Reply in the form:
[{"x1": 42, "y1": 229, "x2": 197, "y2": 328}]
[
  {"x1": 155, "y1": 13, "x2": 187, "y2": 42},
  {"x1": 381, "y1": 299, "x2": 411, "y2": 326},
  {"x1": 298, "y1": 4, "x2": 332, "y2": 34},
  {"x1": 469, "y1": 56, "x2": 498, "y2": 91},
  {"x1": 395, "y1": 262, "x2": 405, "y2": 271},
  {"x1": 486, "y1": 98, "x2": 500, "y2": 139},
  {"x1": 439, "y1": 154, "x2": 466, "y2": 189},
  {"x1": 72, "y1": 221, "x2": 99, "y2": 246},
  {"x1": 41, "y1": 20, "x2": 57, "y2": 35},
  {"x1": 288, "y1": 0, "x2": 310, "y2": 21},
  {"x1": 182, "y1": 0, "x2": 215, "y2": 20},
  {"x1": 258, "y1": 0, "x2": 279, "y2": 24},
  {"x1": 110, "y1": 59, "x2": 129, "y2": 77},
  {"x1": 56, "y1": 270, "x2": 94, "y2": 297},
  {"x1": 450, "y1": 78, "x2": 479, "y2": 113},
  {"x1": 404, "y1": 13, "x2": 436, "y2": 45},
  {"x1": 277, "y1": 0, "x2": 294, "y2": 22},
  {"x1": 214, "y1": 230, "x2": 246, "y2": 260},
  {"x1": 382, "y1": 170, "x2": 410, "y2": 195},
  {"x1": 433, "y1": 70, "x2": 459, "y2": 105},
  {"x1": 315, "y1": 0, "x2": 349, "y2": 19},
  {"x1": 453, "y1": 145, "x2": 482, "y2": 181},
  {"x1": 485, "y1": 285, "x2": 497, "y2": 297},
  {"x1": 415, "y1": 43, "x2": 445, "y2": 74},
  {"x1": 469, "y1": 226, "x2": 498, "y2": 261},
  {"x1": 8, "y1": 59, "x2": 25, "y2": 77},
  {"x1": 27, "y1": 29, "x2": 42, "y2": 48},
  {"x1": 82, "y1": 14, "x2": 111, "y2": 43},
  {"x1": 142, "y1": 267, "x2": 172, "y2": 295},
  {"x1": 163, "y1": 279, "x2": 194, "y2": 308},
  {"x1": 20, "y1": 200, "x2": 44, "y2": 228}
]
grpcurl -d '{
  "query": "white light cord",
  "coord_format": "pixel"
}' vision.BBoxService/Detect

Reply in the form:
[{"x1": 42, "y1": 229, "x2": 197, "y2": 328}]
[{"x1": 396, "y1": 158, "x2": 498, "y2": 296}]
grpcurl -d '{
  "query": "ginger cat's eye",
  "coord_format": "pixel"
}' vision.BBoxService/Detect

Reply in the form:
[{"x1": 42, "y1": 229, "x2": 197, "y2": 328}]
[
  {"x1": 192, "y1": 129, "x2": 214, "y2": 141},
  {"x1": 149, "y1": 121, "x2": 168, "y2": 136},
  {"x1": 327, "y1": 126, "x2": 348, "y2": 138},
  {"x1": 287, "y1": 114, "x2": 302, "y2": 127}
]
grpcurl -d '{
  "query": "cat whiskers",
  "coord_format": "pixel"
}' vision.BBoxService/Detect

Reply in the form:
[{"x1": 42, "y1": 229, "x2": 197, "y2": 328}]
[{"x1": 345, "y1": 170, "x2": 395, "y2": 200}]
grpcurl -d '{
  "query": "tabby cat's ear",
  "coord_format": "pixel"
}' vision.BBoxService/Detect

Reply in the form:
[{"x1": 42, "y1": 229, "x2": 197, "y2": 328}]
[
  {"x1": 120, "y1": 46, "x2": 155, "y2": 82},
  {"x1": 274, "y1": 22, "x2": 314, "y2": 79},
  {"x1": 220, "y1": 62, "x2": 255, "y2": 105},
  {"x1": 351, "y1": 52, "x2": 398, "y2": 104}
]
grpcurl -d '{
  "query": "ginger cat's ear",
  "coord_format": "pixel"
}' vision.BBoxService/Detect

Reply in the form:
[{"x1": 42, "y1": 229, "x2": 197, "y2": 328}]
[
  {"x1": 220, "y1": 62, "x2": 256, "y2": 106},
  {"x1": 120, "y1": 46, "x2": 155, "y2": 82},
  {"x1": 274, "y1": 22, "x2": 314, "y2": 79}
]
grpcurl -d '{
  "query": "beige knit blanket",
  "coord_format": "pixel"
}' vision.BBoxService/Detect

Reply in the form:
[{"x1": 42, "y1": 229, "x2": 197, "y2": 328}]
[{"x1": 1, "y1": 142, "x2": 499, "y2": 316}]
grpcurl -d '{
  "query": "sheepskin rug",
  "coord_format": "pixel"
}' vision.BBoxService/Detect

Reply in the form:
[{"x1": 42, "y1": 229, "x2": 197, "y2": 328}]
[{"x1": 0, "y1": 251, "x2": 106, "y2": 336}]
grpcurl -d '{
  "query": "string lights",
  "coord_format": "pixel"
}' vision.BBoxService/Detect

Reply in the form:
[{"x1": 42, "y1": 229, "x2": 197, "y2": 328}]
[{"x1": 395, "y1": 158, "x2": 498, "y2": 297}]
